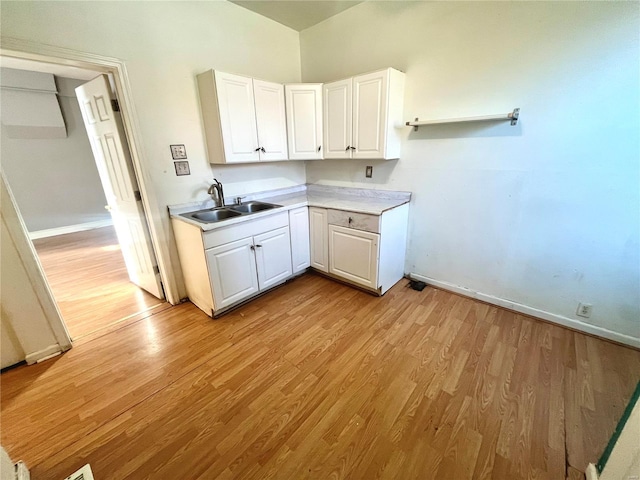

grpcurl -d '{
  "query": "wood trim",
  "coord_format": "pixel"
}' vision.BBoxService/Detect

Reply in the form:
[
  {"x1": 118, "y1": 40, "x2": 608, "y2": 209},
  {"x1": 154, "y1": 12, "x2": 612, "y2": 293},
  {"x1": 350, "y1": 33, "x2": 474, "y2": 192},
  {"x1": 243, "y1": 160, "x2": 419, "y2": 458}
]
[
  {"x1": 411, "y1": 273, "x2": 640, "y2": 349},
  {"x1": 0, "y1": 36, "x2": 181, "y2": 305}
]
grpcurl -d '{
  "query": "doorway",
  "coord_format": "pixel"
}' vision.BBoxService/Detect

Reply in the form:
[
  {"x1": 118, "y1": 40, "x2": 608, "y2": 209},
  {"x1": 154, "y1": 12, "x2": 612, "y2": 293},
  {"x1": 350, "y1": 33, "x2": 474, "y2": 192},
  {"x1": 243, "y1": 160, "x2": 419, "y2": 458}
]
[{"x1": 1, "y1": 58, "x2": 166, "y2": 342}]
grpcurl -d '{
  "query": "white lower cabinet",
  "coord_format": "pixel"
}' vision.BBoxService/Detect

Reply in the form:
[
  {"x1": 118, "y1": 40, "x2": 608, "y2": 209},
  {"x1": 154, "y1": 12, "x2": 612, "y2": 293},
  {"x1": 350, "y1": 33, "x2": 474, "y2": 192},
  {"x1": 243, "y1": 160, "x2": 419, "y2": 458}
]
[
  {"x1": 329, "y1": 225, "x2": 379, "y2": 290},
  {"x1": 289, "y1": 207, "x2": 310, "y2": 273},
  {"x1": 254, "y1": 226, "x2": 293, "y2": 290},
  {"x1": 206, "y1": 237, "x2": 259, "y2": 309},
  {"x1": 309, "y1": 207, "x2": 328, "y2": 272},
  {"x1": 309, "y1": 203, "x2": 409, "y2": 295}
]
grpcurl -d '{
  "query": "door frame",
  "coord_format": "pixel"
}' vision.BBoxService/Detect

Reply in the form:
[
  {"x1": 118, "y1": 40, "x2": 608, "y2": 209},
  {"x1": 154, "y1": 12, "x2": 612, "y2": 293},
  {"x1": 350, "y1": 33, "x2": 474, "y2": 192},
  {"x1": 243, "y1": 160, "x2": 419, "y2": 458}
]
[{"x1": 0, "y1": 36, "x2": 180, "y2": 305}]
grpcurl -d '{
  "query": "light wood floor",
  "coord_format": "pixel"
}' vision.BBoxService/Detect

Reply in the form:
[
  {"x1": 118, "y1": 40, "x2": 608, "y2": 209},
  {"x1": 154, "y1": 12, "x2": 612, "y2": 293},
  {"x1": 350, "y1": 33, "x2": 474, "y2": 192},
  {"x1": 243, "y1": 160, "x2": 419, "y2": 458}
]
[
  {"x1": 1, "y1": 274, "x2": 639, "y2": 479},
  {"x1": 32, "y1": 226, "x2": 165, "y2": 340}
]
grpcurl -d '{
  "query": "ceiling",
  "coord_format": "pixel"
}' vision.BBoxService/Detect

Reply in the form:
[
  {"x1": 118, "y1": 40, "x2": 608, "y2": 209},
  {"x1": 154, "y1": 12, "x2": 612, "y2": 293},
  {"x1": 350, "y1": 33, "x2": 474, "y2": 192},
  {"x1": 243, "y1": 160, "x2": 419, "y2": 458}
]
[{"x1": 230, "y1": 1, "x2": 362, "y2": 31}]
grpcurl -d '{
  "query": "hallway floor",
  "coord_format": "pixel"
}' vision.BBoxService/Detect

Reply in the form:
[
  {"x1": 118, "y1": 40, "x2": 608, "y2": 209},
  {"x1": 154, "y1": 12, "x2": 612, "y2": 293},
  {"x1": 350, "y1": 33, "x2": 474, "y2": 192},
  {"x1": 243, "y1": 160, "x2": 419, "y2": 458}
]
[{"x1": 32, "y1": 226, "x2": 165, "y2": 341}]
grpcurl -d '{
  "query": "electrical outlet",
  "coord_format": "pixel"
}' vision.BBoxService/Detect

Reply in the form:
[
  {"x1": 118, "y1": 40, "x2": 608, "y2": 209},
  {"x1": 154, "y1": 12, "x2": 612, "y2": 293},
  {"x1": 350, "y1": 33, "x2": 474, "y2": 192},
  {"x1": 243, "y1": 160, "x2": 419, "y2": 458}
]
[
  {"x1": 174, "y1": 161, "x2": 190, "y2": 176},
  {"x1": 576, "y1": 303, "x2": 593, "y2": 318},
  {"x1": 365, "y1": 166, "x2": 373, "y2": 178},
  {"x1": 170, "y1": 144, "x2": 187, "y2": 160}
]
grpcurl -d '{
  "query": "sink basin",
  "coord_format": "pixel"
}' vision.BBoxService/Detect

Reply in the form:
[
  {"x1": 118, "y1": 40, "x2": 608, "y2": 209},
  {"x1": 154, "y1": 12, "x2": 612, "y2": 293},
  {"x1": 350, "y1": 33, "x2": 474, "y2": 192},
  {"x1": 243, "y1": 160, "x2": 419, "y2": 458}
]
[
  {"x1": 189, "y1": 209, "x2": 242, "y2": 223},
  {"x1": 228, "y1": 201, "x2": 280, "y2": 214}
]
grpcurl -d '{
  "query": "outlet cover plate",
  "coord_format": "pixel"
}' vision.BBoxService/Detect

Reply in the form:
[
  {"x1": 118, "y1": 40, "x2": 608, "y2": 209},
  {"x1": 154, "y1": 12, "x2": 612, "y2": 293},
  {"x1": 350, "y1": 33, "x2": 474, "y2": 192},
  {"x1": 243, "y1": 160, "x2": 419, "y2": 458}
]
[
  {"x1": 170, "y1": 144, "x2": 187, "y2": 160},
  {"x1": 577, "y1": 303, "x2": 593, "y2": 318},
  {"x1": 365, "y1": 166, "x2": 373, "y2": 178},
  {"x1": 174, "y1": 161, "x2": 190, "y2": 176}
]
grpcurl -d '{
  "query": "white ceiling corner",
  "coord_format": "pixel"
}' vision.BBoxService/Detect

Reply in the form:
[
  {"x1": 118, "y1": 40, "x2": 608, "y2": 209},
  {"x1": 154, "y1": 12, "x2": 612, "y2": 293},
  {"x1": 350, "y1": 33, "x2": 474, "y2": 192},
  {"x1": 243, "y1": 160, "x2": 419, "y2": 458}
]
[{"x1": 229, "y1": 0, "x2": 363, "y2": 32}]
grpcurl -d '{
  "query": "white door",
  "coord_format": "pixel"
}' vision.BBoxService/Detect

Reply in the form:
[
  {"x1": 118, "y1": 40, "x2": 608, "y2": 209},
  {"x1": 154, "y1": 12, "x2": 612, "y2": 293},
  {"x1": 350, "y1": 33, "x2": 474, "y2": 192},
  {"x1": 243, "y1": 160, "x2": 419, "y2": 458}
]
[
  {"x1": 206, "y1": 237, "x2": 259, "y2": 309},
  {"x1": 309, "y1": 207, "x2": 328, "y2": 272},
  {"x1": 329, "y1": 225, "x2": 379, "y2": 289},
  {"x1": 254, "y1": 226, "x2": 293, "y2": 290},
  {"x1": 76, "y1": 75, "x2": 163, "y2": 299},
  {"x1": 352, "y1": 70, "x2": 388, "y2": 159},
  {"x1": 214, "y1": 71, "x2": 260, "y2": 163},
  {"x1": 285, "y1": 84, "x2": 323, "y2": 160},
  {"x1": 323, "y1": 79, "x2": 352, "y2": 159},
  {"x1": 289, "y1": 207, "x2": 310, "y2": 273},
  {"x1": 253, "y1": 79, "x2": 288, "y2": 161}
]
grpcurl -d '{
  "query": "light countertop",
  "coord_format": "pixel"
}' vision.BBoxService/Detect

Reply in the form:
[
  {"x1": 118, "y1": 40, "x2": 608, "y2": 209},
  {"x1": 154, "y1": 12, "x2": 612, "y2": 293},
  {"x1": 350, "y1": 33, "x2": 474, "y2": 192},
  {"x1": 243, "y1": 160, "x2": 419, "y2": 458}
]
[{"x1": 169, "y1": 184, "x2": 411, "y2": 232}]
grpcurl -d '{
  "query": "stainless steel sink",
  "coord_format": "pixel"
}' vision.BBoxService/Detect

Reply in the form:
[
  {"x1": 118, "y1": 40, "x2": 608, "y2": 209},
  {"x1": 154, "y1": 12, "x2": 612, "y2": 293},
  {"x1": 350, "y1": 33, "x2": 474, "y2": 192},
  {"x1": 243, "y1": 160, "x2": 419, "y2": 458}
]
[
  {"x1": 227, "y1": 201, "x2": 280, "y2": 214},
  {"x1": 188, "y1": 209, "x2": 242, "y2": 223},
  {"x1": 181, "y1": 201, "x2": 282, "y2": 224}
]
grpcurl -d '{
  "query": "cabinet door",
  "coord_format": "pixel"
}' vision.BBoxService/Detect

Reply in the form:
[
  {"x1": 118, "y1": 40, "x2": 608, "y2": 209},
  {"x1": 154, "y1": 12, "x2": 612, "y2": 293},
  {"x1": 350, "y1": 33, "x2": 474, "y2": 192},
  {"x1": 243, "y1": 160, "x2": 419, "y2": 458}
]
[
  {"x1": 309, "y1": 207, "x2": 328, "y2": 272},
  {"x1": 206, "y1": 237, "x2": 259, "y2": 310},
  {"x1": 214, "y1": 71, "x2": 260, "y2": 163},
  {"x1": 352, "y1": 70, "x2": 388, "y2": 159},
  {"x1": 253, "y1": 79, "x2": 288, "y2": 161},
  {"x1": 254, "y1": 226, "x2": 293, "y2": 290},
  {"x1": 323, "y1": 79, "x2": 352, "y2": 159},
  {"x1": 285, "y1": 84, "x2": 323, "y2": 160},
  {"x1": 329, "y1": 225, "x2": 379, "y2": 289},
  {"x1": 289, "y1": 207, "x2": 310, "y2": 273}
]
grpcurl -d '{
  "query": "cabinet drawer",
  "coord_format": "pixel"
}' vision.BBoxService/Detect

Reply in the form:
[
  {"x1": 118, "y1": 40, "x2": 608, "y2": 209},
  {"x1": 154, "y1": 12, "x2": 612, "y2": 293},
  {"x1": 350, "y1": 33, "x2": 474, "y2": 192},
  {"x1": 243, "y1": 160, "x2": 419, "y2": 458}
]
[{"x1": 327, "y1": 209, "x2": 380, "y2": 234}]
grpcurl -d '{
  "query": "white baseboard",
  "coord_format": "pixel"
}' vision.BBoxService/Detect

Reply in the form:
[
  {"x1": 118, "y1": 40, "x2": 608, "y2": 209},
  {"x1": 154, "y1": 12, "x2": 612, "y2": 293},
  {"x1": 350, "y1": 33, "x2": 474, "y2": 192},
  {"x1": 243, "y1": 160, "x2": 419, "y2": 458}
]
[
  {"x1": 410, "y1": 273, "x2": 640, "y2": 349},
  {"x1": 24, "y1": 344, "x2": 61, "y2": 365},
  {"x1": 29, "y1": 219, "x2": 112, "y2": 240}
]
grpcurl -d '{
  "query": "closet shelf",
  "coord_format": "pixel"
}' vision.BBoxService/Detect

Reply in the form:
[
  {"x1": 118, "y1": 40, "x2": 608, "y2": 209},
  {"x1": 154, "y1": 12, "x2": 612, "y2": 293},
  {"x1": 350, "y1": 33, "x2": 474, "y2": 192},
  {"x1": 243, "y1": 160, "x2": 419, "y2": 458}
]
[{"x1": 406, "y1": 108, "x2": 519, "y2": 131}]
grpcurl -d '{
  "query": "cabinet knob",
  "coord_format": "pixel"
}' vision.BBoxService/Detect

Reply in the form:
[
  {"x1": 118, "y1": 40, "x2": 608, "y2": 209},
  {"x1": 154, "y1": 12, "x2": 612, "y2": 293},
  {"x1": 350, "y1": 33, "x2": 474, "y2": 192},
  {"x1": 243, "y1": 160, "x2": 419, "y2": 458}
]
[
  {"x1": 317, "y1": 145, "x2": 321, "y2": 152},
  {"x1": 348, "y1": 217, "x2": 353, "y2": 224}
]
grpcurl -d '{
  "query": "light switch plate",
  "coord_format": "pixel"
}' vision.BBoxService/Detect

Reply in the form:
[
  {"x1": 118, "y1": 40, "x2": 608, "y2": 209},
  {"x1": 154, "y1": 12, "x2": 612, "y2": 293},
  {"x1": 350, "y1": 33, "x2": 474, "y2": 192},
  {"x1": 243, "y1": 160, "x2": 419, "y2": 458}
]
[
  {"x1": 365, "y1": 166, "x2": 373, "y2": 178},
  {"x1": 174, "y1": 161, "x2": 190, "y2": 176},
  {"x1": 170, "y1": 144, "x2": 187, "y2": 160}
]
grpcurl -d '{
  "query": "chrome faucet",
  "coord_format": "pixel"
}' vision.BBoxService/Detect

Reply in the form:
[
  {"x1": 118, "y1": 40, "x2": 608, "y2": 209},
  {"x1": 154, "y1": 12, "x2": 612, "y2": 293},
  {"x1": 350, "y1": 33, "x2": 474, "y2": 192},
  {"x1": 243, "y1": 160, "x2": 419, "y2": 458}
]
[{"x1": 208, "y1": 178, "x2": 225, "y2": 207}]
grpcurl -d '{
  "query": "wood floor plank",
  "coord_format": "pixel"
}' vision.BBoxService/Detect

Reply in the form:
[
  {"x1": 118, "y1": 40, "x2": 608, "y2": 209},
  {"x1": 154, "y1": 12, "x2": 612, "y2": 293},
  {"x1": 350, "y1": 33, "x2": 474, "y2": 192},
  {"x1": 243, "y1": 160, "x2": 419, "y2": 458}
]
[{"x1": 2, "y1": 274, "x2": 639, "y2": 479}]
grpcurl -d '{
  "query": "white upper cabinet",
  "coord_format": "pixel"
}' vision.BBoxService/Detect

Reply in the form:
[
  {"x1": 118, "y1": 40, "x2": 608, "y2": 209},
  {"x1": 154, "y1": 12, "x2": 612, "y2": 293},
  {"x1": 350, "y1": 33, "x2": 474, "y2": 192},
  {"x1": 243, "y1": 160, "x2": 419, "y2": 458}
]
[
  {"x1": 285, "y1": 84, "x2": 323, "y2": 160},
  {"x1": 323, "y1": 79, "x2": 352, "y2": 159},
  {"x1": 254, "y1": 79, "x2": 289, "y2": 161},
  {"x1": 197, "y1": 70, "x2": 288, "y2": 164},
  {"x1": 323, "y1": 68, "x2": 405, "y2": 160}
]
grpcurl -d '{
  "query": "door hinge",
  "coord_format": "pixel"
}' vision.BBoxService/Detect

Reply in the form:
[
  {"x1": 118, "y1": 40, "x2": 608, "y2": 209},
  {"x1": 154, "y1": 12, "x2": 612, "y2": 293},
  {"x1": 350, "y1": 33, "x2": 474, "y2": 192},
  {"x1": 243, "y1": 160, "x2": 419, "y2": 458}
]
[
  {"x1": 111, "y1": 98, "x2": 120, "y2": 112},
  {"x1": 134, "y1": 190, "x2": 142, "y2": 201},
  {"x1": 153, "y1": 265, "x2": 160, "y2": 275}
]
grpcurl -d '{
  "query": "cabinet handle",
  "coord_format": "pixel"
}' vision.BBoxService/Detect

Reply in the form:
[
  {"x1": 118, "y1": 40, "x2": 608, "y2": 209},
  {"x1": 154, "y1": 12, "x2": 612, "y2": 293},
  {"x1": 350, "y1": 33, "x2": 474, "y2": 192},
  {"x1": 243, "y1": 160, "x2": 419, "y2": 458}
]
[
  {"x1": 348, "y1": 217, "x2": 353, "y2": 224},
  {"x1": 254, "y1": 147, "x2": 261, "y2": 152},
  {"x1": 350, "y1": 146, "x2": 356, "y2": 151},
  {"x1": 260, "y1": 147, "x2": 266, "y2": 153},
  {"x1": 255, "y1": 244, "x2": 262, "y2": 248},
  {"x1": 317, "y1": 145, "x2": 321, "y2": 152},
  {"x1": 345, "y1": 145, "x2": 351, "y2": 151},
  {"x1": 250, "y1": 245, "x2": 255, "y2": 250}
]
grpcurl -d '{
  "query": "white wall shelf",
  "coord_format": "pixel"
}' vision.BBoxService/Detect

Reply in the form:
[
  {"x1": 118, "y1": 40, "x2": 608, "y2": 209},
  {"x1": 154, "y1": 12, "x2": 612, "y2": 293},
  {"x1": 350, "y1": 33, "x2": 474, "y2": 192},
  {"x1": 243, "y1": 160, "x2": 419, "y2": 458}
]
[{"x1": 406, "y1": 108, "x2": 520, "y2": 131}]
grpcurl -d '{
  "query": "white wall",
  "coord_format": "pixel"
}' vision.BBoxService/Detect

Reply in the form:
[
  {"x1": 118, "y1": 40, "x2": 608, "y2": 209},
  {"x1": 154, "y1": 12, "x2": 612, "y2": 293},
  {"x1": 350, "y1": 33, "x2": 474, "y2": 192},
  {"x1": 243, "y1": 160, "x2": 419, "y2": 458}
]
[
  {"x1": 1, "y1": 75, "x2": 110, "y2": 232},
  {"x1": 301, "y1": 2, "x2": 640, "y2": 342},
  {"x1": 0, "y1": 1, "x2": 304, "y2": 298}
]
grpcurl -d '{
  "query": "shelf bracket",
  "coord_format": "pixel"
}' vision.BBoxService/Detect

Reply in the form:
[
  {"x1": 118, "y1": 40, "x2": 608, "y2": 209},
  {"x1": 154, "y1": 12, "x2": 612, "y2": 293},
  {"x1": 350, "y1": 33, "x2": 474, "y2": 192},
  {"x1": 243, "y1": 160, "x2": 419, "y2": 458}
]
[{"x1": 510, "y1": 108, "x2": 520, "y2": 126}]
